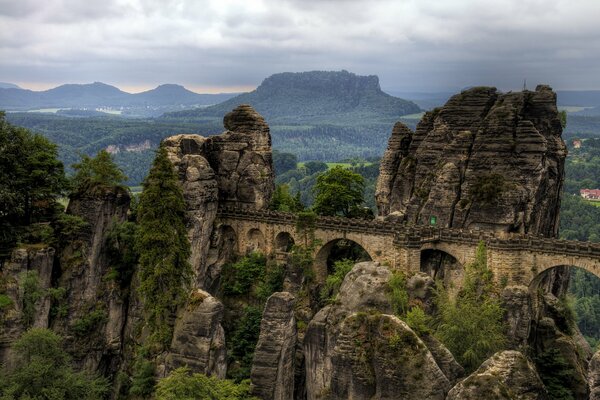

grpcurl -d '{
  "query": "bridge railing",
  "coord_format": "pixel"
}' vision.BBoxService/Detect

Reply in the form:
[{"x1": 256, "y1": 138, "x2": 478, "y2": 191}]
[{"x1": 216, "y1": 206, "x2": 600, "y2": 257}]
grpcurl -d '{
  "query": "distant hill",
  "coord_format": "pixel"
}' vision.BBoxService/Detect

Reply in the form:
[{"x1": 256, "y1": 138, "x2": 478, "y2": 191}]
[
  {"x1": 0, "y1": 82, "x2": 238, "y2": 112},
  {"x1": 163, "y1": 70, "x2": 421, "y2": 124},
  {"x1": 0, "y1": 82, "x2": 20, "y2": 89}
]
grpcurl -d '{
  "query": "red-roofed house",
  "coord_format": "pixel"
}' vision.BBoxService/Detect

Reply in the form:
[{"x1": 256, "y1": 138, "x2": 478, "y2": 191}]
[{"x1": 580, "y1": 189, "x2": 600, "y2": 200}]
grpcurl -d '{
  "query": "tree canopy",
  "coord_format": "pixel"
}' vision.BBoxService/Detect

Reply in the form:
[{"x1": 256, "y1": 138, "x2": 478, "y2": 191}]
[
  {"x1": 71, "y1": 149, "x2": 127, "y2": 193},
  {"x1": 0, "y1": 328, "x2": 109, "y2": 399},
  {"x1": 312, "y1": 165, "x2": 365, "y2": 217},
  {"x1": 135, "y1": 146, "x2": 192, "y2": 347}
]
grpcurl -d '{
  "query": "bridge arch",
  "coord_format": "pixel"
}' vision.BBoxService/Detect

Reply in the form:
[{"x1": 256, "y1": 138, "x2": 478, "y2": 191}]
[
  {"x1": 275, "y1": 231, "x2": 295, "y2": 252},
  {"x1": 246, "y1": 228, "x2": 266, "y2": 254},
  {"x1": 527, "y1": 254, "x2": 600, "y2": 288},
  {"x1": 419, "y1": 245, "x2": 465, "y2": 295},
  {"x1": 313, "y1": 238, "x2": 372, "y2": 282}
]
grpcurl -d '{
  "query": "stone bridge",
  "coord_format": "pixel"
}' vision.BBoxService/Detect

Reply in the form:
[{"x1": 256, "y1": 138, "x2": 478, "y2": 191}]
[{"x1": 216, "y1": 207, "x2": 600, "y2": 287}]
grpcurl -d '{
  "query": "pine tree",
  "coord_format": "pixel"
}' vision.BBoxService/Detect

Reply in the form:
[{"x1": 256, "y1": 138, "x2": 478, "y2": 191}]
[
  {"x1": 71, "y1": 149, "x2": 127, "y2": 193},
  {"x1": 135, "y1": 146, "x2": 191, "y2": 347}
]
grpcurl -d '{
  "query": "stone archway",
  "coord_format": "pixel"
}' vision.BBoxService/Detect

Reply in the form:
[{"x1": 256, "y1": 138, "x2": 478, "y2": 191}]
[
  {"x1": 419, "y1": 248, "x2": 464, "y2": 294},
  {"x1": 275, "y1": 231, "x2": 295, "y2": 252},
  {"x1": 246, "y1": 228, "x2": 266, "y2": 254},
  {"x1": 314, "y1": 238, "x2": 372, "y2": 282}
]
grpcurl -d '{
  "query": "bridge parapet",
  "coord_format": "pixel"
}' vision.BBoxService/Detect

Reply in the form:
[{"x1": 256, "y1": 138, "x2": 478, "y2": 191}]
[{"x1": 216, "y1": 206, "x2": 600, "y2": 259}]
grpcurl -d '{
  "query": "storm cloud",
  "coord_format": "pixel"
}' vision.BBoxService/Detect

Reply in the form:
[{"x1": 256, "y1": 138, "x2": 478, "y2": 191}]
[{"x1": 0, "y1": 0, "x2": 599, "y2": 92}]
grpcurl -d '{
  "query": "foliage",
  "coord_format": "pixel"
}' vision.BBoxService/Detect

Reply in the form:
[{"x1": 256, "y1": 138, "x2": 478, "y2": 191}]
[
  {"x1": 52, "y1": 213, "x2": 88, "y2": 246},
  {"x1": 269, "y1": 184, "x2": 304, "y2": 212},
  {"x1": 221, "y1": 252, "x2": 267, "y2": 297},
  {"x1": 71, "y1": 308, "x2": 108, "y2": 337},
  {"x1": 71, "y1": 149, "x2": 127, "y2": 193},
  {"x1": 272, "y1": 150, "x2": 297, "y2": 175},
  {"x1": 135, "y1": 146, "x2": 192, "y2": 347},
  {"x1": 533, "y1": 348, "x2": 576, "y2": 400},
  {"x1": 320, "y1": 259, "x2": 354, "y2": 302},
  {"x1": 387, "y1": 271, "x2": 409, "y2": 317},
  {"x1": 227, "y1": 306, "x2": 263, "y2": 382},
  {"x1": 312, "y1": 166, "x2": 365, "y2": 217},
  {"x1": 155, "y1": 367, "x2": 257, "y2": 400},
  {"x1": 404, "y1": 306, "x2": 432, "y2": 336},
  {"x1": 0, "y1": 112, "x2": 68, "y2": 253},
  {"x1": 128, "y1": 350, "x2": 156, "y2": 398},
  {"x1": 570, "y1": 269, "x2": 600, "y2": 340},
  {"x1": 559, "y1": 110, "x2": 568, "y2": 129},
  {"x1": 470, "y1": 173, "x2": 511, "y2": 204},
  {"x1": 559, "y1": 194, "x2": 600, "y2": 242},
  {"x1": 20, "y1": 271, "x2": 43, "y2": 328},
  {"x1": 433, "y1": 243, "x2": 507, "y2": 373},
  {"x1": 105, "y1": 220, "x2": 138, "y2": 288},
  {"x1": 0, "y1": 328, "x2": 109, "y2": 399},
  {"x1": 255, "y1": 262, "x2": 286, "y2": 302},
  {"x1": 0, "y1": 294, "x2": 13, "y2": 311},
  {"x1": 303, "y1": 161, "x2": 328, "y2": 175}
]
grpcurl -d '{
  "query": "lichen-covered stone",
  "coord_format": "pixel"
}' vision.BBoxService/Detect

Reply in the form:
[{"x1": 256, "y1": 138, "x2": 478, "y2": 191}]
[
  {"x1": 304, "y1": 262, "x2": 457, "y2": 399},
  {"x1": 446, "y1": 351, "x2": 547, "y2": 400},
  {"x1": 330, "y1": 312, "x2": 449, "y2": 400},
  {"x1": 251, "y1": 292, "x2": 296, "y2": 400},
  {"x1": 501, "y1": 286, "x2": 532, "y2": 348},
  {"x1": 376, "y1": 85, "x2": 566, "y2": 237},
  {"x1": 164, "y1": 289, "x2": 227, "y2": 378}
]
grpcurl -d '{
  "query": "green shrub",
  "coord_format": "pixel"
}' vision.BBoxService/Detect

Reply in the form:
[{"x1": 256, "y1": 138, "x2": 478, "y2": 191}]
[
  {"x1": 129, "y1": 350, "x2": 156, "y2": 398},
  {"x1": 71, "y1": 308, "x2": 108, "y2": 336},
  {"x1": 320, "y1": 259, "x2": 354, "y2": 302},
  {"x1": 221, "y1": 252, "x2": 267, "y2": 297},
  {"x1": 256, "y1": 262, "x2": 286, "y2": 302},
  {"x1": 470, "y1": 173, "x2": 511, "y2": 204},
  {"x1": 228, "y1": 306, "x2": 263, "y2": 382},
  {"x1": 21, "y1": 271, "x2": 43, "y2": 328},
  {"x1": 534, "y1": 348, "x2": 576, "y2": 400},
  {"x1": 47, "y1": 287, "x2": 68, "y2": 319},
  {"x1": 52, "y1": 213, "x2": 88, "y2": 243},
  {"x1": 387, "y1": 271, "x2": 409, "y2": 317},
  {"x1": 0, "y1": 328, "x2": 109, "y2": 399},
  {"x1": 155, "y1": 367, "x2": 257, "y2": 400},
  {"x1": 405, "y1": 306, "x2": 431, "y2": 336}
]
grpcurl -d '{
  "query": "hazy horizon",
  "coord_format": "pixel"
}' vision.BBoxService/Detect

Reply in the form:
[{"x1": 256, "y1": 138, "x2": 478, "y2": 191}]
[{"x1": 2, "y1": 0, "x2": 600, "y2": 93}]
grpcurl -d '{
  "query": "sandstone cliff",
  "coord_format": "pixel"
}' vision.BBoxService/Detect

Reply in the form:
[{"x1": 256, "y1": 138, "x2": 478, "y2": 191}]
[{"x1": 376, "y1": 85, "x2": 566, "y2": 236}]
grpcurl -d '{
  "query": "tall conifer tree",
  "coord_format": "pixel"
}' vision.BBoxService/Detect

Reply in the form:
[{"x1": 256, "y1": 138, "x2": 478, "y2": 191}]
[{"x1": 135, "y1": 146, "x2": 191, "y2": 347}]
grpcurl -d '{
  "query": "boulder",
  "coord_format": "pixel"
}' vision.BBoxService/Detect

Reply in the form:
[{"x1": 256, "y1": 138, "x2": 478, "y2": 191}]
[
  {"x1": 251, "y1": 292, "x2": 297, "y2": 400},
  {"x1": 164, "y1": 289, "x2": 227, "y2": 378},
  {"x1": 446, "y1": 351, "x2": 547, "y2": 400}
]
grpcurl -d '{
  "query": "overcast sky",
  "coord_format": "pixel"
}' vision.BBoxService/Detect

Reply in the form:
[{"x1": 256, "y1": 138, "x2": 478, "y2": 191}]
[{"x1": 1, "y1": 0, "x2": 599, "y2": 93}]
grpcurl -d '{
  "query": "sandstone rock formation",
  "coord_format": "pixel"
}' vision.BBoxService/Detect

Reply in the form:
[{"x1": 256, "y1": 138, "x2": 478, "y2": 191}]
[
  {"x1": 162, "y1": 104, "x2": 274, "y2": 289},
  {"x1": 446, "y1": 350, "x2": 547, "y2": 400},
  {"x1": 590, "y1": 351, "x2": 600, "y2": 400},
  {"x1": 376, "y1": 85, "x2": 566, "y2": 236},
  {"x1": 55, "y1": 186, "x2": 130, "y2": 371},
  {"x1": 251, "y1": 292, "x2": 297, "y2": 400},
  {"x1": 164, "y1": 289, "x2": 227, "y2": 378},
  {"x1": 330, "y1": 312, "x2": 449, "y2": 400},
  {"x1": 304, "y1": 262, "x2": 458, "y2": 399},
  {"x1": 501, "y1": 285, "x2": 532, "y2": 348}
]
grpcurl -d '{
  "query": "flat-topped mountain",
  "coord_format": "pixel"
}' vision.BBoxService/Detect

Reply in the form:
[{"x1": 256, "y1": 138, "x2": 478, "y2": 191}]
[
  {"x1": 163, "y1": 70, "x2": 421, "y2": 123},
  {"x1": 0, "y1": 82, "x2": 237, "y2": 110}
]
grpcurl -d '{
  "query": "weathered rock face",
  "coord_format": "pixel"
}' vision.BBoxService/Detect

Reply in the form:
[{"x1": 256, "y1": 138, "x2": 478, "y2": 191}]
[
  {"x1": 330, "y1": 312, "x2": 449, "y2": 400},
  {"x1": 251, "y1": 292, "x2": 297, "y2": 400},
  {"x1": 501, "y1": 285, "x2": 532, "y2": 348},
  {"x1": 304, "y1": 262, "x2": 459, "y2": 399},
  {"x1": 164, "y1": 289, "x2": 227, "y2": 378},
  {"x1": 163, "y1": 104, "x2": 274, "y2": 289},
  {"x1": 0, "y1": 247, "x2": 55, "y2": 366},
  {"x1": 55, "y1": 187, "x2": 130, "y2": 372},
  {"x1": 376, "y1": 85, "x2": 566, "y2": 236},
  {"x1": 590, "y1": 351, "x2": 600, "y2": 400},
  {"x1": 446, "y1": 350, "x2": 547, "y2": 400}
]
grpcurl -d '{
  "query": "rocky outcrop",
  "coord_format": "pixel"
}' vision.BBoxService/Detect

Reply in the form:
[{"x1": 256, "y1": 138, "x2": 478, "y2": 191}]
[
  {"x1": 0, "y1": 247, "x2": 55, "y2": 366},
  {"x1": 162, "y1": 104, "x2": 274, "y2": 290},
  {"x1": 446, "y1": 350, "x2": 547, "y2": 400},
  {"x1": 304, "y1": 262, "x2": 458, "y2": 399},
  {"x1": 55, "y1": 186, "x2": 130, "y2": 371},
  {"x1": 330, "y1": 312, "x2": 449, "y2": 400},
  {"x1": 376, "y1": 85, "x2": 566, "y2": 236},
  {"x1": 251, "y1": 292, "x2": 297, "y2": 400},
  {"x1": 501, "y1": 286, "x2": 532, "y2": 348},
  {"x1": 164, "y1": 289, "x2": 227, "y2": 378},
  {"x1": 590, "y1": 351, "x2": 600, "y2": 400}
]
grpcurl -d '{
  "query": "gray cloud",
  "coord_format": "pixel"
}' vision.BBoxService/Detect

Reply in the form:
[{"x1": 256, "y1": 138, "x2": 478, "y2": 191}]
[{"x1": 0, "y1": 0, "x2": 599, "y2": 92}]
